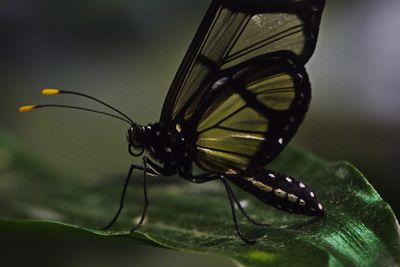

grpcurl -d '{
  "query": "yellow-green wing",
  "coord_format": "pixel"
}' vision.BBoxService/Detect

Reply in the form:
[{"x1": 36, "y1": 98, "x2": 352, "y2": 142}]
[{"x1": 195, "y1": 53, "x2": 310, "y2": 174}]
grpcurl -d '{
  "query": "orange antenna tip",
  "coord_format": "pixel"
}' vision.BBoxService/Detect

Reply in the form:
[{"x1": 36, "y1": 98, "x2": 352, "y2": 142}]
[
  {"x1": 19, "y1": 105, "x2": 36, "y2": 112},
  {"x1": 42, "y1": 88, "x2": 60, "y2": 95}
]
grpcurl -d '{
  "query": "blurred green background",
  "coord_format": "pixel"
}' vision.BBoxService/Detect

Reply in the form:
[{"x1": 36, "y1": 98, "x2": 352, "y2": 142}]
[{"x1": 1, "y1": 0, "x2": 399, "y2": 266}]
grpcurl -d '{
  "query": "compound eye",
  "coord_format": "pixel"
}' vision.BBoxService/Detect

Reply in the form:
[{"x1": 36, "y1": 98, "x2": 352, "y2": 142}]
[
  {"x1": 127, "y1": 128, "x2": 143, "y2": 148},
  {"x1": 126, "y1": 128, "x2": 135, "y2": 143}
]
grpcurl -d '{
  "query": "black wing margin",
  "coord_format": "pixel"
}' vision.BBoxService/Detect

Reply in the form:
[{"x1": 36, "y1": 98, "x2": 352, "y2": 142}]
[{"x1": 160, "y1": 0, "x2": 325, "y2": 123}]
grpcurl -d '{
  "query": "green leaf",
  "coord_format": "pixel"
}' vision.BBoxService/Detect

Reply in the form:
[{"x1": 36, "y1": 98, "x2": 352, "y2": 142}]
[{"x1": 0, "y1": 131, "x2": 399, "y2": 267}]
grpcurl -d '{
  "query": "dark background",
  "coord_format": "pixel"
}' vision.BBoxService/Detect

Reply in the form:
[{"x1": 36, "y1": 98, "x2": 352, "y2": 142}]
[{"x1": 1, "y1": 0, "x2": 399, "y2": 266}]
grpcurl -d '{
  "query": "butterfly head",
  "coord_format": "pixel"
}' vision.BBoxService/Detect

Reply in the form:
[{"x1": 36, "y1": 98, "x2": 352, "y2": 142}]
[{"x1": 126, "y1": 125, "x2": 146, "y2": 156}]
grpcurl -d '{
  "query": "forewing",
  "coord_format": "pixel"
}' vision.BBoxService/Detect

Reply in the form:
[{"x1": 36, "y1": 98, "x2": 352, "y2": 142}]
[
  {"x1": 195, "y1": 53, "x2": 310, "y2": 174},
  {"x1": 160, "y1": 0, "x2": 324, "y2": 122}
]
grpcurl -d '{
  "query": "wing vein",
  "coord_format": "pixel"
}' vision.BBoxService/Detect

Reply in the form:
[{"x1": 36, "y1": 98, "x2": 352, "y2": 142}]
[
  {"x1": 174, "y1": 5, "x2": 224, "y2": 113},
  {"x1": 222, "y1": 15, "x2": 252, "y2": 60},
  {"x1": 255, "y1": 87, "x2": 295, "y2": 95},
  {"x1": 197, "y1": 145, "x2": 254, "y2": 158},
  {"x1": 223, "y1": 24, "x2": 304, "y2": 64},
  {"x1": 197, "y1": 104, "x2": 247, "y2": 134},
  {"x1": 216, "y1": 126, "x2": 267, "y2": 135}
]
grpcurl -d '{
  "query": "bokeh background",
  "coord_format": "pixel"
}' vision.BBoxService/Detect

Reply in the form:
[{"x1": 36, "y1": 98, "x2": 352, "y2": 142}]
[{"x1": 1, "y1": 0, "x2": 399, "y2": 266}]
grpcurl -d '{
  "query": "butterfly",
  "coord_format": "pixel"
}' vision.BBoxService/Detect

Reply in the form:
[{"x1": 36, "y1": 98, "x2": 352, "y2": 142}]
[{"x1": 19, "y1": 0, "x2": 325, "y2": 244}]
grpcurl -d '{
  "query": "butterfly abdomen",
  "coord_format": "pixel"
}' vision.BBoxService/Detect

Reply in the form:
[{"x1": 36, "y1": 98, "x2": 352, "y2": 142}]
[{"x1": 226, "y1": 169, "x2": 324, "y2": 217}]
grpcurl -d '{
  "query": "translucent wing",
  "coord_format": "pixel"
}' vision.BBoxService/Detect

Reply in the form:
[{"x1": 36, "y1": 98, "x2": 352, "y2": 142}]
[
  {"x1": 194, "y1": 52, "x2": 310, "y2": 174},
  {"x1": 160, "y1": 0, "x2": 324, "y2": 122}
]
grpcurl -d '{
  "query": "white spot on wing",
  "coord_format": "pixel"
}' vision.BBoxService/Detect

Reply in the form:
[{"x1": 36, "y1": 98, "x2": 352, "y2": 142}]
[
  {"x1": 240, "y1": 200, "x2": 249, "y2": 209},
  {"x1": 211, "y1": 77, "x2": 228, "y2": 90},
  {"x1": 318, "y1": 203, "x2": 323, "y2": 210},
  {"x1": 251, "y1": 14, "x2": 263, "y2": 27},
  {"x1": 285, "y1": 177, "x2": 292, "y2": 183},
  {"x1": 299, "y1": 182, "x2": 306, "y2": 188},
  {"x1": 310, "y1": 192, "x2": 315, "y2": 198}
]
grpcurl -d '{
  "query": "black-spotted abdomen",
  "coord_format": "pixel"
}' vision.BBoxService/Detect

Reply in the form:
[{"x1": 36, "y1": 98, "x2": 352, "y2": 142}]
[{"x1": 226, "y1": 169, "x2": 324, "y2": 217}]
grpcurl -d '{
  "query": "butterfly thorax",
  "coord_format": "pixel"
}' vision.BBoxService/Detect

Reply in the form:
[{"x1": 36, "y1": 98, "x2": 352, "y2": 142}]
[{"x1": 127, "y1": 122, "x2": 194, "y2": 174}]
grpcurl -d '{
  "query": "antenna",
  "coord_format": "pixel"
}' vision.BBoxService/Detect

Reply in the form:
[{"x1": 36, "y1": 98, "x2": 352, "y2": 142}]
[
  {"x1": 19, "y1": 104, "x2": 132, "y2": 125},
  {"x1": 19, "y1": 89, "x2": 135, "y2": 126}
]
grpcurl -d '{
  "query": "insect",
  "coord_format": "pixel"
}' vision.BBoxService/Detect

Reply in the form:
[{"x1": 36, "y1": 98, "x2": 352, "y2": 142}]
[{"x1": 19, "y1": 0, "x2": 325, "y2": 243}]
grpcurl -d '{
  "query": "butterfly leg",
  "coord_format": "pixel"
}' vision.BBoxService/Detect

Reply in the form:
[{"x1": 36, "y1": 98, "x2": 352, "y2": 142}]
[
  {"x1": 220, "y1": 175, "x2": 256, "y2": 244},
  {"x1": 101, "y1": 159, "x2": 159, "y2": 231},
  {"x1": 130, "y1": 156, "x2": 150, "y2": 232},
  {"x1": 100, "y1": 163, "x2": 146, "y2": 230},
  {"x1": 223, "y1": 178, "x2": 271, "y2": 227}
]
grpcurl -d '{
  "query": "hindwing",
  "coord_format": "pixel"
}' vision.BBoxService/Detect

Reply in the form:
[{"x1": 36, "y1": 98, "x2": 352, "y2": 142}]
[{"x1": 194, "y1": 53, "x2": 310, "y2": 174}]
